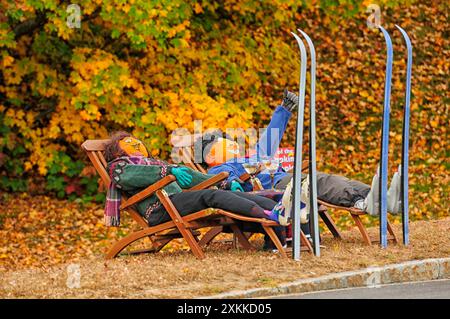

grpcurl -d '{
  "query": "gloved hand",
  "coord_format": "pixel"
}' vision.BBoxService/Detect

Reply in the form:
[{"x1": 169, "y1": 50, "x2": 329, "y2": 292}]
[
  {"x1": 230, "y1": 180, "x2": 244, "y2": 192},
  {"x1": 280, "y1": 89, "x2": 299, "y2": 112},
  {"x1": 171, "y1": 166, "x2": 192, "y2": 187}
]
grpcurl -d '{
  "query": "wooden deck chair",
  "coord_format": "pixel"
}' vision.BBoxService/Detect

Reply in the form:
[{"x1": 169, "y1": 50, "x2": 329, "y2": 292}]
[
  {"x1": 317, "y1": 199, "x2": 397, "y2": 245},
  {"x1": 285, "y1": 162, "x2": 396, "y2": 245},
  {"x1": 82, "y1": 139, "x2": 296, "y2": 259}
]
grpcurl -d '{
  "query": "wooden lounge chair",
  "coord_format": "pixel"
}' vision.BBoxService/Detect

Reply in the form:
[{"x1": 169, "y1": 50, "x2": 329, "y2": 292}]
[
  {"x1": 81, "y1": 139, "x2": 299, "y2": 259},
  {"x1": 317, "y1": 199, "x2": 397, "y2": 245}
]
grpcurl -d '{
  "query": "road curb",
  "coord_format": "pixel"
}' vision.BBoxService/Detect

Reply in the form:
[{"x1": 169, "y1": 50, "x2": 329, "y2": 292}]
[{"x1": 203, "y1": 257, "x2": 450, "y2": 299}]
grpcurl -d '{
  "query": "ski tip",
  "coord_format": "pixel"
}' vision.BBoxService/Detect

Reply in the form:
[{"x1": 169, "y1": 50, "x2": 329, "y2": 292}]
[
  {"x1": 395, "y1": 24, "x2": 407, "y2": 35},
  {"x1": 394, "y1": 25, "x2": 413, "y2": 52},
  {"x1": 378, "y1": 26, "x2": 393, "y2": 48},
  {"x1": 395, "y1": 25, "x2": 411, "y2": 39},
  {"x1": 378, "y1": 25, "x2": 388, "y2": 33},
  {"x1": 297, "y1": 28, "x2": 308, "y2": 38}
]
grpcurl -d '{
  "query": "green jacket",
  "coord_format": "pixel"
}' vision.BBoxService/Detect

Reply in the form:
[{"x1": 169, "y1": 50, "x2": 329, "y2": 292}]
[{"x1": 108, "y1": 158, "x2": 227, "y2": 220}]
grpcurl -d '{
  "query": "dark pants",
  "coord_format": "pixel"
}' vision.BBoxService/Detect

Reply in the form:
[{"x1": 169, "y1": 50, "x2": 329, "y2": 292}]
[
  {"x1": 148, "y1": 189, "x2": 286, "y2": 247},
  {"x1": 275, "y1": 172, "x2": 370, "y2": 207},
  {"x1": 275, "y1": 172, "x2": 370, "y2": 238}
]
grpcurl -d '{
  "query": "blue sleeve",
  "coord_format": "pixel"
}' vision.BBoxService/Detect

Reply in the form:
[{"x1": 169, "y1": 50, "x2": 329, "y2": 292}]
[
  {"x1": 254, "y1": 105, "x2": 292, "y2": 160},
  {"x1": 208, "y1": 164, "x2": 240, "y2": 184}
]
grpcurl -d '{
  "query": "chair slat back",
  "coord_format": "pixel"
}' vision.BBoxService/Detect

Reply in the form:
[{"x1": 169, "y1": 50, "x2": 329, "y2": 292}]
[
  {"x1": 82, "y1": 139, "x2": 149, "y2": 228},
  {"x1": 171, "y1": 133, "x2": 208, "y2": 174}
]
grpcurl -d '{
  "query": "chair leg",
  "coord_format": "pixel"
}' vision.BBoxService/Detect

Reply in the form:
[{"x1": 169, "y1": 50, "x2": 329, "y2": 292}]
[
  {"x1": 300, "y1": 231, "x2": 314, "y2": 253},
  {"x1": 351, "y1": 213, "x2": 372, "y2": 245},
  {"x1": 198, "y1": 226, "x2": 223, "y2": 247},
  {"x1": 157, "y1": 190, "x2": 205, "y2": 259},
  {"x1": 319, "y1": 209, "x2": 343, "y2": 239},
  {"x1": 126, "y1": 238, "x2": 172, "y2": 255},
  {"x1": 387, "y1": 220, "x2": 398, "y2": 244},
  {"x1": 106, "y1": 230, "x2": 159, "y2": 259},
  {"x1": 262, "y1": 226, "x2": 287, "y2": 258},
  {"x1": 230, "y1": 224, "x2": 255, "y2": 250}
]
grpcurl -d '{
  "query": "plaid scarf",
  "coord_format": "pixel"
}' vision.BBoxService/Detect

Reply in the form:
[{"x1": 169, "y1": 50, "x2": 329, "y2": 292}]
[{"x1": 104, "y1": 156, "x2": 168, "y2": 226}]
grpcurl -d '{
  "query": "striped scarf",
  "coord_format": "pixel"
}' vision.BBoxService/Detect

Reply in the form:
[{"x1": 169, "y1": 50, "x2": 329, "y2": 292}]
[{"x1": 104, "y1": 156, "x2": 168, "y2": 226}]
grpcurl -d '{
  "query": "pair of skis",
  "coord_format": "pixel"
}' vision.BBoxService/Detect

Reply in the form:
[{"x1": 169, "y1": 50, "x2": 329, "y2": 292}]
[
  {"x1": 378, "y1": 25, "x2": 412, "y2": 247},
  {"x1": 289, "y1": 24, "x2": 413, "y2": 258},
  {"x1": 290, "y1": 29, "x2": 320, "y2": 259}
]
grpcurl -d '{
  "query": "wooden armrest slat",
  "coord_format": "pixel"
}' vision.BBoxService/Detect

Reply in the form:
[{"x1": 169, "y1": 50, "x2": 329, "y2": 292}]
[
  {"x1": 120, "y1": 175, "x2": 176, "y2": 210},
  {"x1": 186, "y1": 172, "x2": 229, "y2": 191}
]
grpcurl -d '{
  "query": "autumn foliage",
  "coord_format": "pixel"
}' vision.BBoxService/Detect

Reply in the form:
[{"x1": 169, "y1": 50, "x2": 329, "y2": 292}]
[{"x1": 0, "y1": 0, "x2": 448, "y2": 227}]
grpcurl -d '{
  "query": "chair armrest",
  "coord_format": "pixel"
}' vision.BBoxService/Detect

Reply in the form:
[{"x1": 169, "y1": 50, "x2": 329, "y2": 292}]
[
  {"x1": 239, "y1": 163, "x2": 263, "y2": 182},
  {"x1": 287, "y1": 160, "x2": 309, "y2": 173},
  {"x1": 120, "y1": 175, "x2": 177, "y2": 210},
  {"x1": 186, "y1": 172, "x2": 229, "y2": 191},
  {"x1": 301, "y1": 160, "x2": 308, "y2": 171}
]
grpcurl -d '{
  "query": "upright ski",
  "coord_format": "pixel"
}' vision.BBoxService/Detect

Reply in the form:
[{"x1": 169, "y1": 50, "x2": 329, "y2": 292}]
[
  {"x1": 297, "y1": 29, "x2": 320, "y2": 257},
  {"x1": 290, "y1": 32, "x2": 308, "y2": 260},
  {"x1": 395, "y1": 25, "x2": 412, "y2": 246},
  {"x1": 378, "y1": 26, "x2": 394, "y2": 248}
]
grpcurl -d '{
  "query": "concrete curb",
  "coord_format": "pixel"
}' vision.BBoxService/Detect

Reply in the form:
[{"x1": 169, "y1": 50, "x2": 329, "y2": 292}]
[{"x1": 203, "y1": 257, "x2": 450, "y2": 299}]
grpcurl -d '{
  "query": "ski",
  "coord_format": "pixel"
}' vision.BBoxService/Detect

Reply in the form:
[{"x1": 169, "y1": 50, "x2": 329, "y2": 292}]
[
  {"x1": 290, "y1": 31, "x2": 308, "y2": 260},
  {"x1": 395, "y1": 25, "x2": 412, "y2": 246},
  {"x1": 297, "y1": 29, "x2": 320, "y2": 257},
  {"x1": 378, "y1": 26, "x2": 394, "y2": 248}
]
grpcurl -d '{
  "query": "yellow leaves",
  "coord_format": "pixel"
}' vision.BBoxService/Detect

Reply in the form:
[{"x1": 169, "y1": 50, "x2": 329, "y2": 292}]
[
  {"x1": 159, "y1": 10, "x2": 168, "y2": 18},
  {"x1": 359, "y1": 90, "x2": 369, "y2": 98},
  {"x1": 430, "y1": 119, "x2": 439, "y2": 128},
  {"x1": 155, "y1": 91, "x2": 250, "y2": 134},
  {"x1": 167, "y1": 20, "x2": 190, "y2": 38},
  {"x1": 79, "y1": 108, "x2": 101, "y2": 121},
  {"x1": 24, "y1": 161, "x2": 33, "y2": 171},
  {"x1": 151, "y1": 149, "x2": 160, "y2": 157},
  {"x1": 38, "y1": 165, "x2": 48, "y2": 175},
  {"x1": 3, "y1": 55, "x2": 14, "y2": 67},
  {"x1": 194, "y1": 3, "x2": 203, "y2": 14},
  {"x1": 141, "y1": 113, "x2": 153, "y2": 125},
  {"x1": 119, "y1": 74, "x2": 137, "y2": 88},
  {"x1": 3, "y1": 64, "x2": 25, "y2": 85},
  {"x1": 122, "y1": 4, "x2": 131, "y2": 13}
]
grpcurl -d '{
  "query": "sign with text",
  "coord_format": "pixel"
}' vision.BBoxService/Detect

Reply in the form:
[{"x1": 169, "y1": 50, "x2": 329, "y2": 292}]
[{"x1": 275, "y1": 147, "x2": 295, "y2": 171}]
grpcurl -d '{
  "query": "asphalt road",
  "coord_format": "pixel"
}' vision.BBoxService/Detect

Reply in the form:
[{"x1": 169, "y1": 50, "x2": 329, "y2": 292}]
[{"x1": 271, "y1": 279, "x2": 450, "y2": 299}]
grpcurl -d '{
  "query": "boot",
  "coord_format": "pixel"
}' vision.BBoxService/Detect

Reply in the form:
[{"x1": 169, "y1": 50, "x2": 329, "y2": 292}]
[
  {"x1": 388, "y1": 165, "x2": 402, "y2": 215},
  {"x1": 365, "y1": 166, "x2": 380, "y2": 216}
]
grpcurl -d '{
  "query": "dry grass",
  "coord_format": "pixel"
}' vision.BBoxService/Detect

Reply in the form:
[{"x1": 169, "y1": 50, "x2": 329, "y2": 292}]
[{"x1": 0, "y1": 217, "x2": 449, "y2": 298}]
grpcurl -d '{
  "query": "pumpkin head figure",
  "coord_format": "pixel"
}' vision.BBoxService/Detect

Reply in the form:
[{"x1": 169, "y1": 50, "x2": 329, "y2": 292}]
[
  {"x1": 205, "y1": 137, "x2": 240, "y2": 167},
  {"x1": 118, "y1": 136, "x2": 149, "y2": 157}
]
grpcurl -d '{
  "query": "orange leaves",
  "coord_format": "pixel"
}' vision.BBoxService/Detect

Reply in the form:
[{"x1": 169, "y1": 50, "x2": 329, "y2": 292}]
[
  {"x1": 194, "y1": 3, "x2": 203, "y2": 14},
  {"x1": 0, "y1": 193, "x2": 119, "y2": 270}
]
